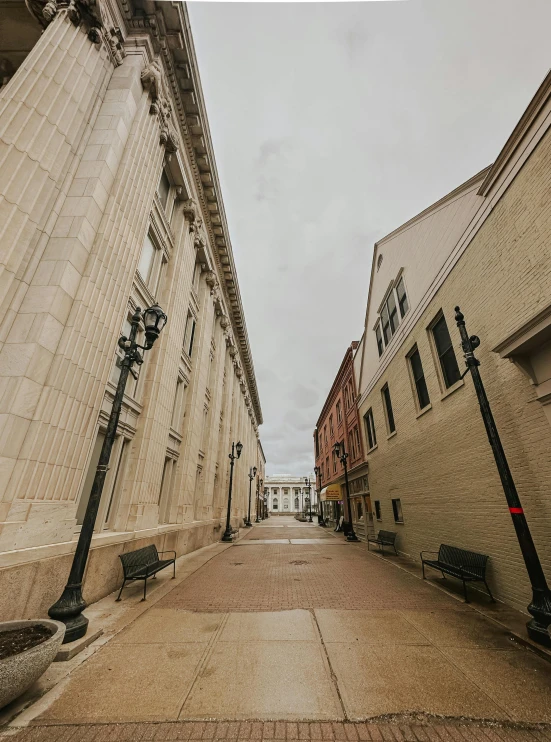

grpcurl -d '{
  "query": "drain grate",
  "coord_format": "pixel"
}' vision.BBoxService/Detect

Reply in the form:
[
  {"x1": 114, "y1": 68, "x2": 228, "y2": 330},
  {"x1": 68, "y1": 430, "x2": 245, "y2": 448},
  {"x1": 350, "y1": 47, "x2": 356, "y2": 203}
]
[{"x1": 289, "y1": 560, "x2": 310, "y2": 565}]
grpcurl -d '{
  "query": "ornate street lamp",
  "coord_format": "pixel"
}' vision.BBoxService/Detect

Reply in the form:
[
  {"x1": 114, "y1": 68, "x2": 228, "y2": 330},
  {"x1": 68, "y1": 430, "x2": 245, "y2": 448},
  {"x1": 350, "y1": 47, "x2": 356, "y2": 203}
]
[
  {"x1": 222, "y1": 441, "x2": 243, "y2": 542},
  {"x1": 245, "y1": 466, "x2": 257, "y2": 527},
  {"x1": 314, "y1": 466, "x2": 326, "y2": 526},
  {"x1": 49, "y1": 304, "x2": 167, "y2": 643},
  {"x1": 455, "y1": 307, "x2": 551, "y2": 646},
  {"x1": 304, "y1": 477, "x2": 313, "y2": 522},
  {"x1": 333, "y1": 440, "x2": 359, "y2": 542}
]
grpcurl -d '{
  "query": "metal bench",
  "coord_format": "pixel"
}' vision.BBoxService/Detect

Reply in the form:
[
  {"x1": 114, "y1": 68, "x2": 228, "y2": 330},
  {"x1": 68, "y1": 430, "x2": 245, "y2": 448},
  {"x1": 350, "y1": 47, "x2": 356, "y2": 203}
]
[
  {"x1": 116, "y1": 544, "x2": 176, "y2": 602},
  {"x1": 421, "y1": 544, "x2": 494, "y2": 603},
  {"x1": 367, "y1": 530, "x2": 398, "y2": 555}
]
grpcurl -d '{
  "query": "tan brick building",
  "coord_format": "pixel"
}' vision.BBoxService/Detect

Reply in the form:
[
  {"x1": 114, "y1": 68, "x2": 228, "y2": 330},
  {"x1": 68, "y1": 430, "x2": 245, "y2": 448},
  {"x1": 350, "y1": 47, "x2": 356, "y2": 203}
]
[
  {"x1": 354, "y1": 70, "x2": 551, "y2": 613},
  {"x1": 0, "y1": 0, "x2": 263, "y2": 619}
]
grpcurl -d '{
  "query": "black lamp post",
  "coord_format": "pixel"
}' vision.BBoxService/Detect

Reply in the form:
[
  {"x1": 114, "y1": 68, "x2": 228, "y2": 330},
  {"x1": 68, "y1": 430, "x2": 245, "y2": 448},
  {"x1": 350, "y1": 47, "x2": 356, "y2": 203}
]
[
  {"x1": 222, "y1": 441, "x2": 243, "y2": 542},
  {"x1": 455, "y1": 307, "x2": 551, "y2": 646},
  {"x1": 304, "y1": 477, "x2": 313, "y2": 522},
  {"x1": 333, "y1": 440, "x2": 359, "y2": 542},
  {"x1": 49, "y1": 304, "x2": 167, "y2": 643},
  {"x1": 256, "y1": 478, "x2": 263, "y2": 522},
  {"x1": 314, "y1": 466, "x2": 326, "y2": 526},
  {"x1": 245, "y1": 466, "x2": 257, "y2": 527}
]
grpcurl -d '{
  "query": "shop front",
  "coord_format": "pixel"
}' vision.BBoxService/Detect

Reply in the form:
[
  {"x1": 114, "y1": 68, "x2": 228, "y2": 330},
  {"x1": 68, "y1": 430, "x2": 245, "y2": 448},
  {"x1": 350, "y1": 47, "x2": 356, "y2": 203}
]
[
  {"x1": 347, "y1": 472, "x2": 371, "y2": 541},
  {"x1": 319, "y1": 484, "x2": 342, "y2": 530}
]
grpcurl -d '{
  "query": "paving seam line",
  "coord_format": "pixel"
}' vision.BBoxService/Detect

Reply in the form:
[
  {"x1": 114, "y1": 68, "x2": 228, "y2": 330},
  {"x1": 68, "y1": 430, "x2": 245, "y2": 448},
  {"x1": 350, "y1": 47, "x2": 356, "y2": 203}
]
[
  {"x1": 176, "y1": 613, "x2": 230, "y2": 718},
  {"x1": 309, "y1": 610, "x2": 347, "y2": 721}
]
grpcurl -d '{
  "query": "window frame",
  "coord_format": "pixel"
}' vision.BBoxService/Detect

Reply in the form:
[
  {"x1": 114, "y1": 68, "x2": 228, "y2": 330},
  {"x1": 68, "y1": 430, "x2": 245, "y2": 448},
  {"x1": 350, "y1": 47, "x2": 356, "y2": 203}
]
[
  {"x1": 374, "y1": 500, "x2": 382, "y2": 521},
  {"x1": 407, "y1": 345, "x2": 431, "y2": 412},
  {"x1": 381, "y1": 383, "x2": 396, "y2": 435},
  {"x1": 374, "y1": 273, "x2": 409, "y2": 357},
  {"x1": 364, "y1": 408, "x2": 377, "y2": 451},
  {"x1": 429, "y1": 311, "x2": 462, "y2": 390},
  {"x1": 392, "y1": 498, "x2": 404, "y2": 524}
]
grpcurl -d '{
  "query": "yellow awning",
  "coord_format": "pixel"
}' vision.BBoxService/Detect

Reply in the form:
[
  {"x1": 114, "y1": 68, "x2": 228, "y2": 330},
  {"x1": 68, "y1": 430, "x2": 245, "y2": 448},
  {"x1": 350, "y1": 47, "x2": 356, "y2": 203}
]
[{"x1": 320, "y1": 485, "x2": 341, "y2": 502}]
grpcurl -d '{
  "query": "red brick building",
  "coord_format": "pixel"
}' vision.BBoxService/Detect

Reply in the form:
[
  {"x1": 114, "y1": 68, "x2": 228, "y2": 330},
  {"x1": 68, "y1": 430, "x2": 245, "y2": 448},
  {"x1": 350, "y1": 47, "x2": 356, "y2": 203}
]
[{"x1": 314, "y1": 342, "x2": 371, "y2": 539}]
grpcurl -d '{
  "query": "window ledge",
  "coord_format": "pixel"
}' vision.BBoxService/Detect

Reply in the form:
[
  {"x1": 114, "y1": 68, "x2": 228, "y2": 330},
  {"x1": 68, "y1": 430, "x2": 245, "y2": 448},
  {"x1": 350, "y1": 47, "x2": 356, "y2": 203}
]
[
  {"x1": 386, "y1": 430, "x2": 397, "y2": 441},
  {"x1": 416, "y1": 403, "x2": 433, "y2": 419},
  {"x1": 367, "y1": 444, "x2": 378, "y2": 454},
  {"x1": 440, "y1": 378, "x2": 465, "y2": 401}
]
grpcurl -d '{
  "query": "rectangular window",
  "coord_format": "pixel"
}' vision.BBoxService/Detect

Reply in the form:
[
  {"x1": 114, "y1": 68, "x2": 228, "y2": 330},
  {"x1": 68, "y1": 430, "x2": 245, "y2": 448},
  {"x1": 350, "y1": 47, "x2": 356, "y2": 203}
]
[
  {"x1": 329, "y1": 414, "x2": 334, "y2": 437},
  {"x1": 158, "y1": 169, "x2": 171, "y2": 210},
  {"x1": 387, "y1": 291, "x2": 399, "y2": 335},
  {"x1": 364, "y1": 408, "x2": 376, "y2": 450},
  {"x1": 382, "y1": 384, "x2": 395, "y2": 434},
  {"x1": 315, "y1": 430, "x2": 320, "y2": 457},
  {"x1": 432, "y1": 313, "x2": 461, "y2": 389},
  {"x1": 374, "y1": 500, "x2": 382, "y2": 520},
  {"x1": 184, "y1": 311, "x2": 196, "y2": 358},
  {"x1": 354, "y1": 427, "x2": 361, "y2": 459},
  {"x1": 171, "y1": 377, "x2": 186, "y2": 432},
  {"x1": 408, "y1": 346, "x2": 430, "y2": 410},
  {"x1": 396, "y1": 277, "x2": 409, "y2": 318},
  {"x1": 392, "y1": 498, "x2": 404, "y2": 523},
  {"x1": 357, "y1": 501, "x2": 363, "y2": 519},
  {"x1": 375, "y1": 324, "x2": 384, "y2": 357},
  {"x1": 326, "y1": 457, "x2": 329, "y2": 478},
  {"x1": 332, "y1": 450, "x2": 337, "y2": 473},
  {"x1": 137, "y1": 231, "x2": 156, "y2": 285},
  {"x1": 336, "y1": 400, "x2": 342, "y2": 423}
]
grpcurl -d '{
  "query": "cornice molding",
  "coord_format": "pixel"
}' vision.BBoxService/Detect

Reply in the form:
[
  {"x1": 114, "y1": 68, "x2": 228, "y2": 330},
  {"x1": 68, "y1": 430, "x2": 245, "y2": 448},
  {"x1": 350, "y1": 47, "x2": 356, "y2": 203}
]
[{"x1": 116, "y1": 0, "x2": 262, "y2": 426}]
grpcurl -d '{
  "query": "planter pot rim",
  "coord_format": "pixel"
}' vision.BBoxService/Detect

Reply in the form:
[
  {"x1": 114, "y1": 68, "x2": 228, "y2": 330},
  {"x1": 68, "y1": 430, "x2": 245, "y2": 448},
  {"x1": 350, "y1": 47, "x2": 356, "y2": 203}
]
[{"x1": 0, "y1": 619, "x2": 66, "y2": 661}]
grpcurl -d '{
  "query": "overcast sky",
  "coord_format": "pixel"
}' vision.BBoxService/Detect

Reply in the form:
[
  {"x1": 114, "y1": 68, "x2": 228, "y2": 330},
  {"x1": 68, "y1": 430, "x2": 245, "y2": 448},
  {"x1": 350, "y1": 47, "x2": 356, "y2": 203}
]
[{"x1": 187, "y1": 0, "x2": 551, "y2": 476}]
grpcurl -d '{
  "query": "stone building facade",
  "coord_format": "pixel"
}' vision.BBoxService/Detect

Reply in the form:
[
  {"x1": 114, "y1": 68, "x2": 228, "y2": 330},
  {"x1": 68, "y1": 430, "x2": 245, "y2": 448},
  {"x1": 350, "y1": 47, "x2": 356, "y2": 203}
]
[
  {"x1": 0, "y1": 0, "x2": 263, "y2": 620},
  {"x1": 354, "y1": 70, "x2": 551, "y2": 612},
  {"x1": 314, "y1": 343, "x2": 370, "y2": 540},
  {"x1": 264, "y1": 476, "x2": 315, "y2": 516}
]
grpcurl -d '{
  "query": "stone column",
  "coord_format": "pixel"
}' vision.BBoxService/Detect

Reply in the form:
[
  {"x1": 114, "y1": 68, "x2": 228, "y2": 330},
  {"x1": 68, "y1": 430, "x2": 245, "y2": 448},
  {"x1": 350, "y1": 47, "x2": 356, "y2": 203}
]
[{"x1": 0, "y1": 29, "x2": 155, "y2": 550}]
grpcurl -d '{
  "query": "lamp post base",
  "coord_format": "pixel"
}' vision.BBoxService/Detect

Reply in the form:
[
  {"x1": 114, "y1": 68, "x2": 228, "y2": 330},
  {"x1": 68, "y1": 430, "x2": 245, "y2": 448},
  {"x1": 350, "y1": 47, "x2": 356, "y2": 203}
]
[
  {"x1": 244, "y1": 520, "x2": 252, "y2": 527},
  {"x1": 346, "y1": 530, "x2": 359, "y2": 542},
  {"x1": 308, "y1": 516, "x2": 313, "y2": 522},
  {"x1": 48, "y1": 584, "x2": 89, "y2": 644},
  {"x1": 526, "y1": 590, "x2": 551, "y2": 647},
  {"x1": 221, "y1": 529, "x2": 234, "y2": 542}
]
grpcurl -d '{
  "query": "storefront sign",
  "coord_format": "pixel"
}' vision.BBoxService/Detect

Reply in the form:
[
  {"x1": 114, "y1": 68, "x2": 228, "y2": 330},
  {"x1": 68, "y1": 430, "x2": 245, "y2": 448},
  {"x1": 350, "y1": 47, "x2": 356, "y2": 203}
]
[{"x1": 320, "y1": 485, "x2": 341, "y2": 501}]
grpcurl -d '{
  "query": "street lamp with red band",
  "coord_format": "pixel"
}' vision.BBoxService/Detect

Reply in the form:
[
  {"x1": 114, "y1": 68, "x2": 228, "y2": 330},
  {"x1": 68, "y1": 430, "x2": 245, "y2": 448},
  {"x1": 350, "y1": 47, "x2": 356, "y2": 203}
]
[{"x1": 455, "y1": 307, "x2": 551, "y2": 647}]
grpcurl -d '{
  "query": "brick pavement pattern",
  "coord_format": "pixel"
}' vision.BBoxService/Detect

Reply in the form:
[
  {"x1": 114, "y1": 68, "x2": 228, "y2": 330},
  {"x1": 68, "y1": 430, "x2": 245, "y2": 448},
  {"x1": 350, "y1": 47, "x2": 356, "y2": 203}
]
[
  {"x1": 156, "y1": 543, "x2": 467, "y2": 612},
  {"x1": 7, "y1": 720, "x2": 551, "y2": 742}
]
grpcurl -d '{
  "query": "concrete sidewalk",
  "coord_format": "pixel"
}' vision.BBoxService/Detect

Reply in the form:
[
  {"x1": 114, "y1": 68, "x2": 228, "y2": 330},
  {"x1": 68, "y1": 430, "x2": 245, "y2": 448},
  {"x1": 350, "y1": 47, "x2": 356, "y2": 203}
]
[{"x1": 4, "y1": 519, "x2": 551, "y2": 739}]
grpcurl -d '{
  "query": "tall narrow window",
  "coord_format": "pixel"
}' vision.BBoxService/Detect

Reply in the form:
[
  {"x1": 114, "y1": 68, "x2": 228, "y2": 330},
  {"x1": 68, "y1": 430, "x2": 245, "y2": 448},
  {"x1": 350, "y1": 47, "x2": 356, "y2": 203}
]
[
  {"x1": 171, "y1": 377, "x2": 186, "y2": 432},
  {"x1": 375, "y1": 324, "x2": 384, "y2": 357},
  {"x1": 392, "y1": 498, "x2": 404, "y2": 523},
  {"x1": 354, "y1": 427, "x2": 361, "y2": 458},
  {"x1": 184, "y1": 311, "x2": 196, "y2": 358},
  {"x1": 137, "y1": 231, "x2": 156, "y2": 285},
  {"x1": 374, "y1": 500, "x2": 382, "y2": 520},
  {"x1": 382, "y1": 384, "x2": 395, "y2": 434},
  {"x1": 432, "y1": 313, "x2": 461, "y2": 389},
  {"x1": 158, "y1": 169, "x2": 171, "y2": 210},
  {"x1": 336, "y1": 400, "x2": 342, "y2": 424},
  {"x1": 396, "y1": 277, "x2": 409, "y2": 318},
  {"x1": 408, "y1": 346, "x2": 430, "y2": 410},
  {"x1": 329, "y1": 415, "x2": 334, "y2": 437},
  {"x1": 364, "y1": 408, "x2": 376, "y2": 450}
]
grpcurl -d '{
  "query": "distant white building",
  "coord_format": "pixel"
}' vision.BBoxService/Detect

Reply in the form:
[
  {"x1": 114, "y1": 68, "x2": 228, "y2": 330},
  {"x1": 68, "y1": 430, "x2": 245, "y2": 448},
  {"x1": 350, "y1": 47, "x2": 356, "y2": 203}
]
[{"x1": 264, "y1": 476, "x2": 316, "y2": 515}]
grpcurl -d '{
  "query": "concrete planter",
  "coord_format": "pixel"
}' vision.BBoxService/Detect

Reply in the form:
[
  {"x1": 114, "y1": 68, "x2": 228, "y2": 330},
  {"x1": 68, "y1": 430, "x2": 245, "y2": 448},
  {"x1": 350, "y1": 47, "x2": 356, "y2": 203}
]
[{"x1": 0, "y1": 619, "x2": 65, "y2": 709}]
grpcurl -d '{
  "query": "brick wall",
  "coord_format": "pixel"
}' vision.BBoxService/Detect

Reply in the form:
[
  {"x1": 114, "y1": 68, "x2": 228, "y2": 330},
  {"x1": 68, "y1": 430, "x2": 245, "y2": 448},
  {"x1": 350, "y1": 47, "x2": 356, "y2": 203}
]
[{"x1": 358, "y1": 128, "x2": 551, "y2": 613}]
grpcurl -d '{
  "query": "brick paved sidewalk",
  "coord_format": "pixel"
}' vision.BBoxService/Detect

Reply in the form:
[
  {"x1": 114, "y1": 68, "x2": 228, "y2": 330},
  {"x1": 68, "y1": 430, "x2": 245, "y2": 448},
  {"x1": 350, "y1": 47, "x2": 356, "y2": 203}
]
[
  {"x1": 4, "y1": 524, "x2": 551, "y2": 736},
  {"x1": 7, "y1": 720, "x2": 551, "y2": 742}
]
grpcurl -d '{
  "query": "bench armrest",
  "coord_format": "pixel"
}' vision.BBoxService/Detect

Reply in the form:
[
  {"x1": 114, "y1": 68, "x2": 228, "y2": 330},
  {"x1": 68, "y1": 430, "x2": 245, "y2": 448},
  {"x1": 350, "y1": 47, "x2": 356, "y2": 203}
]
[
  {"x1": 158, "y1": 550, "x2": 176, "y2": 560},
  {"x1": 420, "y1": 551, "x2": 439, "y2": 559}
]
